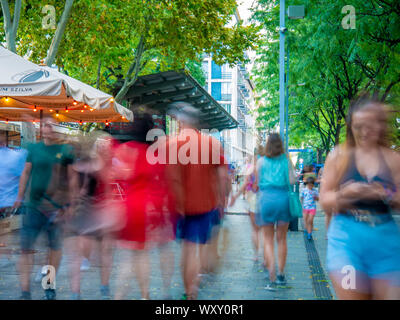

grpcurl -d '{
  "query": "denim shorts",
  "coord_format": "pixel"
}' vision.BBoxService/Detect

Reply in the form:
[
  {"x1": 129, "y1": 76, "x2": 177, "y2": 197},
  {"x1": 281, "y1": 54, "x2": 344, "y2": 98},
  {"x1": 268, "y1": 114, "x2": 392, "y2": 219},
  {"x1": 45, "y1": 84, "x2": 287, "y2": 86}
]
[
  {"x1": 327, "y1": 214, "x2": 400, "y2": 287},
  {"x1": 20, "y1": 206, "x2": 63, "y2": 251},
  {"x1": 176, "y1": 208, "x2": 219, "y2": 244}
]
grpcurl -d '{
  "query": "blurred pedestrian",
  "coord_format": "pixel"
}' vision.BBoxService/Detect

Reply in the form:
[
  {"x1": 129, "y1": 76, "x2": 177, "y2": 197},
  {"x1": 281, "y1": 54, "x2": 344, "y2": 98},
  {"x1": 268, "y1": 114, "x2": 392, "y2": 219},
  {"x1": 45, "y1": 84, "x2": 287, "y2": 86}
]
[
  {"x1": 320, "y1": 94, "x2": 400, "y2": 299},
  {"x1": 0, "y1": 132, "x2": 27, "y2": 267},
  {"x1": 169, "y1": 102, "x2": 227, "y2": 300},
  {"x1": 254, "y1": 133, "x2": 294, "y2": 290},
  {"x1": 301, "y1": 176, "x2": 319, "y2": 240},
  {"x1": 14, "y1": 118, "x2": 78, "y2": 300}
]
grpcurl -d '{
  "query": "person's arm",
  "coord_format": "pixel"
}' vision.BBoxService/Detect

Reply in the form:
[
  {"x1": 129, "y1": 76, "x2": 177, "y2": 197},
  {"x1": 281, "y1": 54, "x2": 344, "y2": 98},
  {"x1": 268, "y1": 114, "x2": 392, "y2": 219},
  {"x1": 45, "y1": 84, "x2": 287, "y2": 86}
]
[
  {"x1": 13, "y1": 162, "x2": 32, "y2": 209},
  {"x1": 229, "y1": 174, "x2": 250, "y2": 207}
]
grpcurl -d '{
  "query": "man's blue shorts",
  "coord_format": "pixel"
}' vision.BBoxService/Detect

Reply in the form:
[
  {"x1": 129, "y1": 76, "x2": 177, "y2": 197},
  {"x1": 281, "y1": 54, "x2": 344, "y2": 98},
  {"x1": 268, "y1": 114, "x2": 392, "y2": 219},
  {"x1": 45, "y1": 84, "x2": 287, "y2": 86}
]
[
  {"x1": 20, "y1": 206, "x2": 63, "y2": 252},
  {"x1": 176, "y1": 208, "x2": 220, "y2": 244}
]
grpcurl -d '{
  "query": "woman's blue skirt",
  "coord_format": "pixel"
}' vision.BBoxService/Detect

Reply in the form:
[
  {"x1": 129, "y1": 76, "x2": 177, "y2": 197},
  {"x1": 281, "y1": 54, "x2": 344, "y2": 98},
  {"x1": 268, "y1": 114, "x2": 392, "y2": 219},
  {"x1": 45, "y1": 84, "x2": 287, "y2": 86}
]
[{"x1": 256, "y1": 186, "x2": 290, "y2": 226}]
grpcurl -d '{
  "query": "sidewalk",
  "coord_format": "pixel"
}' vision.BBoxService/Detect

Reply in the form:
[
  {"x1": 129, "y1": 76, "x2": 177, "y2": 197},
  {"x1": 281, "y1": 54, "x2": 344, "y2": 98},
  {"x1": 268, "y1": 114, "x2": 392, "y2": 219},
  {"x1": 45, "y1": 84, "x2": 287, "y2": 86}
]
[{"x1": 0, "y1": 195, "x2": 335, "y2": 300}]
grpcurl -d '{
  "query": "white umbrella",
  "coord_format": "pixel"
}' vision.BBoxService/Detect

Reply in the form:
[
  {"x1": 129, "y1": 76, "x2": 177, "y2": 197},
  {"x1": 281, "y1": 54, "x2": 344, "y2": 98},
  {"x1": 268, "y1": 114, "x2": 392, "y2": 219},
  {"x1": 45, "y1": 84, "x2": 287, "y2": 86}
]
[{"x1": 0, "y1": 46, "x2": 133, "y2": 124}]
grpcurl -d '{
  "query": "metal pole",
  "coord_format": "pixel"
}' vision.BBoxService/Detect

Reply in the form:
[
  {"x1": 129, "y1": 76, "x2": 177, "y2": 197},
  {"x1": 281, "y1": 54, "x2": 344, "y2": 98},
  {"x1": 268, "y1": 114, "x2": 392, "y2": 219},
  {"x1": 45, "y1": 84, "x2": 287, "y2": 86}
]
[
  {"x1": 279, "y1": 0, "x2": 286, "y2": 143},
  {"x1": 285, "y1": 36, "x2": 289, "y2": 151},
  {"x1": 40, "y1": 109, "x2": 43, "y2": 140}
]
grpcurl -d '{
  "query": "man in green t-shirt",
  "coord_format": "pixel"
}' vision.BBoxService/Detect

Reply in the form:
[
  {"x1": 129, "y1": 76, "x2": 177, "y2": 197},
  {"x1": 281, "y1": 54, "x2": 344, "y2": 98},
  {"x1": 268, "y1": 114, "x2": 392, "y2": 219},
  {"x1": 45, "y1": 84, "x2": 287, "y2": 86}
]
[{"x1": 13, "y1": 118, "x2": 78, "y2": 300}]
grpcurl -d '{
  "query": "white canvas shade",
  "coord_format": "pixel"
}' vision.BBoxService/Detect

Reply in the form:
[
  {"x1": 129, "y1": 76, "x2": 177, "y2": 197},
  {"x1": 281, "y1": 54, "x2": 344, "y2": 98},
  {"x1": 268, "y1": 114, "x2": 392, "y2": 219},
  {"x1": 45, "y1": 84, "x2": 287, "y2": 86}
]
[{"x1": 0, "y1": 46, "x2": 133, "y2": 123}]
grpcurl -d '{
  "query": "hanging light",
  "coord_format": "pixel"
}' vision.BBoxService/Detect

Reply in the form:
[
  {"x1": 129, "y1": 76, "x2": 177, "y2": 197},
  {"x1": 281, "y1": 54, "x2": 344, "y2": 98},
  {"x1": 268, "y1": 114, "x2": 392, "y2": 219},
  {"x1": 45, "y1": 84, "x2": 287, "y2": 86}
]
[
  {"x1": 56, "y1": 111, "x2": 59, "y2": 117},
  {"x1": 90, "y1": 108, "x2": 94, "y2": 112},
  {"x1": 110, "y1": 97, "x2": 115, "y2": 102},
  {"x1": 80, "y1": 110, "x2": 84, "y2": 113},
  {"x1": 84, "y1": 105, "x2": 88, "y2": 109},
  {"x1": 121, "y1": 116, "x2": 125, "y2": 120},
  {"x1": 73, "y1": 101, "x2": 78, "y2": 106},
  {"x1": 4, "y1": 97, "x2": 10, "y2": 102},
  {"x1": 79, "y1": 120, "x2": 83, "y2": 125},
  {"x1": 5, "y1": 119, "x2": 9, "y2": 123},
  {"x1": 49, "y1": 109, "x2": 54, "y2": 112},
  {"x1": 33, "y1": 106, "x2": 37, "y2": 112},
  {"x1": 105, "y1": 120, "x2": 109, "y2": 126},
  {"x1": 65, "y1": 107, "x2": 69, "y2": 113}
]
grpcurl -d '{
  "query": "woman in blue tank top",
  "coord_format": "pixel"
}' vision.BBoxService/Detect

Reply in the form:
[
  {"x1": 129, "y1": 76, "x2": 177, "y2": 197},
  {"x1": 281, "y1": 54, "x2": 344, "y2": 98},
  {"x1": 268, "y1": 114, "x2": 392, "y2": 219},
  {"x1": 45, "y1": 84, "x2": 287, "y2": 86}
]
[
  {"x1": 320, "y1": 94, "x2": 400, "y2": 299},
  {"x1": 254, "y1": 133, "x2": 293, "y2": 290}
]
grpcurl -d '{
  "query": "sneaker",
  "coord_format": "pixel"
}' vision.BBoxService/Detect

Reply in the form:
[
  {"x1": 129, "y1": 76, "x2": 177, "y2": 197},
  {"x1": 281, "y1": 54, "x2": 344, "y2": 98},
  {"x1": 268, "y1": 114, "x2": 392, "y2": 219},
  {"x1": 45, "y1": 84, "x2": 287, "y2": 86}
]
[
  {"x1": 264, "y1": 282, "x2": 277, "y2": 291},
  {"x1": 80, "y1": 258, "x2": 91, "y2": 271},
  {"x1": 181, "y1": 293, "x2": 188, "y2": 300},
  {"x1": 100, "y1": 285, "x2": 111, "y2": 300},
  {"x1": 276, "y1": 274, "x2": 287, "y2": 285},
  {"x1": 307, "y1": 233, "x2": 312, "y2": 240},
  {"x1": 43, "y1": 289, "x2": 56, "y2": 300},
  {"x1": 34, "y1": 267, "x2": 47, "y2": 283},
  {"x1": 20, "y1": 291, "x2": 32, "y2": 300}
]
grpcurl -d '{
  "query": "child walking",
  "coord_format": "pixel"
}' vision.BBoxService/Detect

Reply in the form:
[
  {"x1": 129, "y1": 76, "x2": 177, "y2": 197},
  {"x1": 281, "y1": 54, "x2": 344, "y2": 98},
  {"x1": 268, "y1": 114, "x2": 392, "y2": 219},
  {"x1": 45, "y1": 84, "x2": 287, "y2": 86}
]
[{"x1": 301, "y1": 177, "x2": 319, "y2": 240}]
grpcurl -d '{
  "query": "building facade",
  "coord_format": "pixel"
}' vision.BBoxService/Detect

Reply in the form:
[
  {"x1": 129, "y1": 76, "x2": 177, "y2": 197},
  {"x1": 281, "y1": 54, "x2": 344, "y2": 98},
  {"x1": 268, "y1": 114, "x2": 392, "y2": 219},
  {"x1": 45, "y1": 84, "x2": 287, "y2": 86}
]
[{"x1": 202, "y1": 54, "x2": 257, "y2": 167}]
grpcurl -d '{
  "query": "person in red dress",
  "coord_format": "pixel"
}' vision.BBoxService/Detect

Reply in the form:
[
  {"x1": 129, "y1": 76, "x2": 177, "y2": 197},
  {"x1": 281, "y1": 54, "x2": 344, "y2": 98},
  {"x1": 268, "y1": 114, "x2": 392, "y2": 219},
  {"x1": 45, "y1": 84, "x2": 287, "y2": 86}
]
[{"x1": 113, "y1": 113, "x2": 177, "y2": 300}]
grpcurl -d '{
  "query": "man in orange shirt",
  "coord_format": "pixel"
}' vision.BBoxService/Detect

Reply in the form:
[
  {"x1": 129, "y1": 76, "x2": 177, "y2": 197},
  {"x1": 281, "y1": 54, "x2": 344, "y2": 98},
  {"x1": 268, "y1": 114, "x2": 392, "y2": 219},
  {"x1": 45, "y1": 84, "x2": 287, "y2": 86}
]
[{"x1": 168, "y1": 103, "x2": 229, "y2": 300}]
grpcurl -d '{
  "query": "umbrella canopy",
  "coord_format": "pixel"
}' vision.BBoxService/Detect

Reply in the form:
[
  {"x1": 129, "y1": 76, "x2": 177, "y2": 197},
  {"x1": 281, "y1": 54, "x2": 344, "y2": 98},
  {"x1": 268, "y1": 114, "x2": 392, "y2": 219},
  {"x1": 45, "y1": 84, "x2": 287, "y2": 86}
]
[{"x1": 0, "y1": 46, "x2": 133, "y2": 123}]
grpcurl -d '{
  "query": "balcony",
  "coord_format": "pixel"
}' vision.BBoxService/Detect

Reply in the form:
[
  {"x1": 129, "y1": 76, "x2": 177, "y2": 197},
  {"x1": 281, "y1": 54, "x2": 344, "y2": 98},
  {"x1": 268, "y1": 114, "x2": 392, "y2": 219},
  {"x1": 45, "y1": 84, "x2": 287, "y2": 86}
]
[
  {"x1": 221, "y1": 72, "x2": 232, "y2": 80},
  {"x1": 220, "y1": 93, "x2": 232, "y2": 101}
]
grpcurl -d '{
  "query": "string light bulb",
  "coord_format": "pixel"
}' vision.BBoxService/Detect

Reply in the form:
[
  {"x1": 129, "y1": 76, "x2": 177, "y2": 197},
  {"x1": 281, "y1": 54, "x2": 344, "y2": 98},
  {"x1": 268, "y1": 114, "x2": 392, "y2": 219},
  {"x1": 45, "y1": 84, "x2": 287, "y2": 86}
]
[
  {"x1": 4, "y1": 97, "x2": 9, "y2": 102},
  {"x1": 90, "y1": 108, "x2": 94, "y2": 112},
  {"x1": 49, "y1": 109, "x2": 53, "y2": 112},
  {"x1": 110, "y1": 97, "x2": 115, "y2": 102},
  {"x1": 80, "y1": 110, "x2": 84, "y2": 113},
  {"x1": 73, "y1": 101, "x2": 78, "y2": 106}
]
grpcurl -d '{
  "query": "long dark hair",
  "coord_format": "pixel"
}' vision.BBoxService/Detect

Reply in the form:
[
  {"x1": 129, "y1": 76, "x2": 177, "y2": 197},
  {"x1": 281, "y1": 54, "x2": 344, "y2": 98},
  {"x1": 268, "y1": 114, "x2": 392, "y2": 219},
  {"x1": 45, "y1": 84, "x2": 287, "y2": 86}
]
[{"x1": 265, "y1": 133, "x2": 284, "y2": 158}]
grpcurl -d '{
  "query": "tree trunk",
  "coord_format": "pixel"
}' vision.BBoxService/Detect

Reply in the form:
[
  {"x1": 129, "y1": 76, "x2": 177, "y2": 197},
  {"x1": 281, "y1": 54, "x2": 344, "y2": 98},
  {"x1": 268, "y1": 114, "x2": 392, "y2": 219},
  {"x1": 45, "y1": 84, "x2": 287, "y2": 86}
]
[{"x1": 45, "y1": 0, "x2": 74, "y2": 66}]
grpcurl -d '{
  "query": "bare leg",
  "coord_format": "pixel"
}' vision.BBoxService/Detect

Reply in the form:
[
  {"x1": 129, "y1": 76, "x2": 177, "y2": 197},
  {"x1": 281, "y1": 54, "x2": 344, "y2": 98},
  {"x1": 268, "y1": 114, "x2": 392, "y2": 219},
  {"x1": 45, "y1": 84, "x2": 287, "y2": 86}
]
[
  {"x1": 371, "y1": 278, "x2": 400, "y2": 300},
  {"x1": 114, "y1": 249, "x2": 133, "y2": 300},
  {"x1": 276, "y1": 223, "x2": 289, "y2": 275},
  {"x1": 181, "y1": 241, "x2": 200, "y2": 299},
  {"x1": 65, "y1": 236, "x2": 82, "y2": 294},
  {"x1": 249, "y1": 212, "x2": 260, "y2": 257},
  {"x1": 100, "y1": 236, "x2": 114, "y2": 287},
  {"x1": 330, "y1": 273, "x2": 371, "y2": 300},
  {"x1": 133, "y1": 249, "x2": 150, "y2": 299},
  {"x1": 19, "y1": 252, "x2": 34, "y2": 292},
  {"x1": 262, "y1": 225, "x2": 275, "y2": 281},
  {"x1": 159, "y1": 242, "x2": 175, "y2": 297}
]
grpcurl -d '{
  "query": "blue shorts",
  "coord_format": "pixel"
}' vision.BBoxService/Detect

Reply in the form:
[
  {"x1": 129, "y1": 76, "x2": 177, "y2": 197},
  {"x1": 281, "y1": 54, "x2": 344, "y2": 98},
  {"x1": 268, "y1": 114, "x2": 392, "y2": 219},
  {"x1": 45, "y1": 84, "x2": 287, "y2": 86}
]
[
  {"x1": 20, "y1": 206, "x2": 63, "y2": 252},
  {"x1": 327, "y1": 214, "x2": 400, "y2": 288},
  {"x1": 256, "y1": 187, "x2": 290, "y2": 226},
  {"x1": 176, "y1": 208, "x2": 219, "y2": 244}
]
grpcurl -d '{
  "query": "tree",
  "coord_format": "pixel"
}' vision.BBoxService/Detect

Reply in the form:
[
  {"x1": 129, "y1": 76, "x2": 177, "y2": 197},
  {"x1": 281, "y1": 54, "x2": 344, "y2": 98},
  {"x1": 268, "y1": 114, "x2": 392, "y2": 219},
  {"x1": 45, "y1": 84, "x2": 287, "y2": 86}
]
[{"x1": 251, "y1": 0, "x2": 400, "y2": 156}]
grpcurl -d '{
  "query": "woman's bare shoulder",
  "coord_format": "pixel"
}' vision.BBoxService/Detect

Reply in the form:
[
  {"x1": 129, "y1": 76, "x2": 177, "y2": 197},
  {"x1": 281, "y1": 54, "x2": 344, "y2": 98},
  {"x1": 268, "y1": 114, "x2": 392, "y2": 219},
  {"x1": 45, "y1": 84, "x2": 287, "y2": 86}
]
[{"x1": 381, "y1": 147, "x2": 400, "y2": 170}]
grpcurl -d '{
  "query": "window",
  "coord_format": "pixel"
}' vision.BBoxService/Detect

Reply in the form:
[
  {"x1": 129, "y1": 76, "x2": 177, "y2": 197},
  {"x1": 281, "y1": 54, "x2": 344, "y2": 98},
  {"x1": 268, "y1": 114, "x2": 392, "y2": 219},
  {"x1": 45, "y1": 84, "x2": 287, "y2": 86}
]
[
  {"x1": 211, "y1": 60, "x2": 222, "y2": 79},
  {"x1": 221, "y1": 82, "x2": 232, "y2": 101},
  {"x1": 211, "y1": 82, "x2": 221, "y2": 100},
  {"x1": 221, "y1": 104, "x2": 231, "y2": 114},
  {"x1": 202, "y1": 61, "x2": 209, "y2": 78}
]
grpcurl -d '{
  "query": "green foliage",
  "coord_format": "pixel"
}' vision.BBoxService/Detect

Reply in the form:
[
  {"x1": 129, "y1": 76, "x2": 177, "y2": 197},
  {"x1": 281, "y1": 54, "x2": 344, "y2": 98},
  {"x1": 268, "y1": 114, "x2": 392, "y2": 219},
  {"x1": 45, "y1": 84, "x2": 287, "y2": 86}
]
[
  {"x1": 1, "y1": 0, "x2": 259, "y2": 103},
  {"x1": 252, "y1": 0, "x2": 400, "y2": 155}
]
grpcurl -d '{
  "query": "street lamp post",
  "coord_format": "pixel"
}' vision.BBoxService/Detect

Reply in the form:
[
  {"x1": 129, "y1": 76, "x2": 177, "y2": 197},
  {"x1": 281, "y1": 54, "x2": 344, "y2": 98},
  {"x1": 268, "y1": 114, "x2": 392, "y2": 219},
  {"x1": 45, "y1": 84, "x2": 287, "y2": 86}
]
[
  {"x1": 279, "y1": 0, "x2": 286, "y2": 143},
  {"x1": 279, "y1": 3, "x2": 305, "y2": 149}
]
